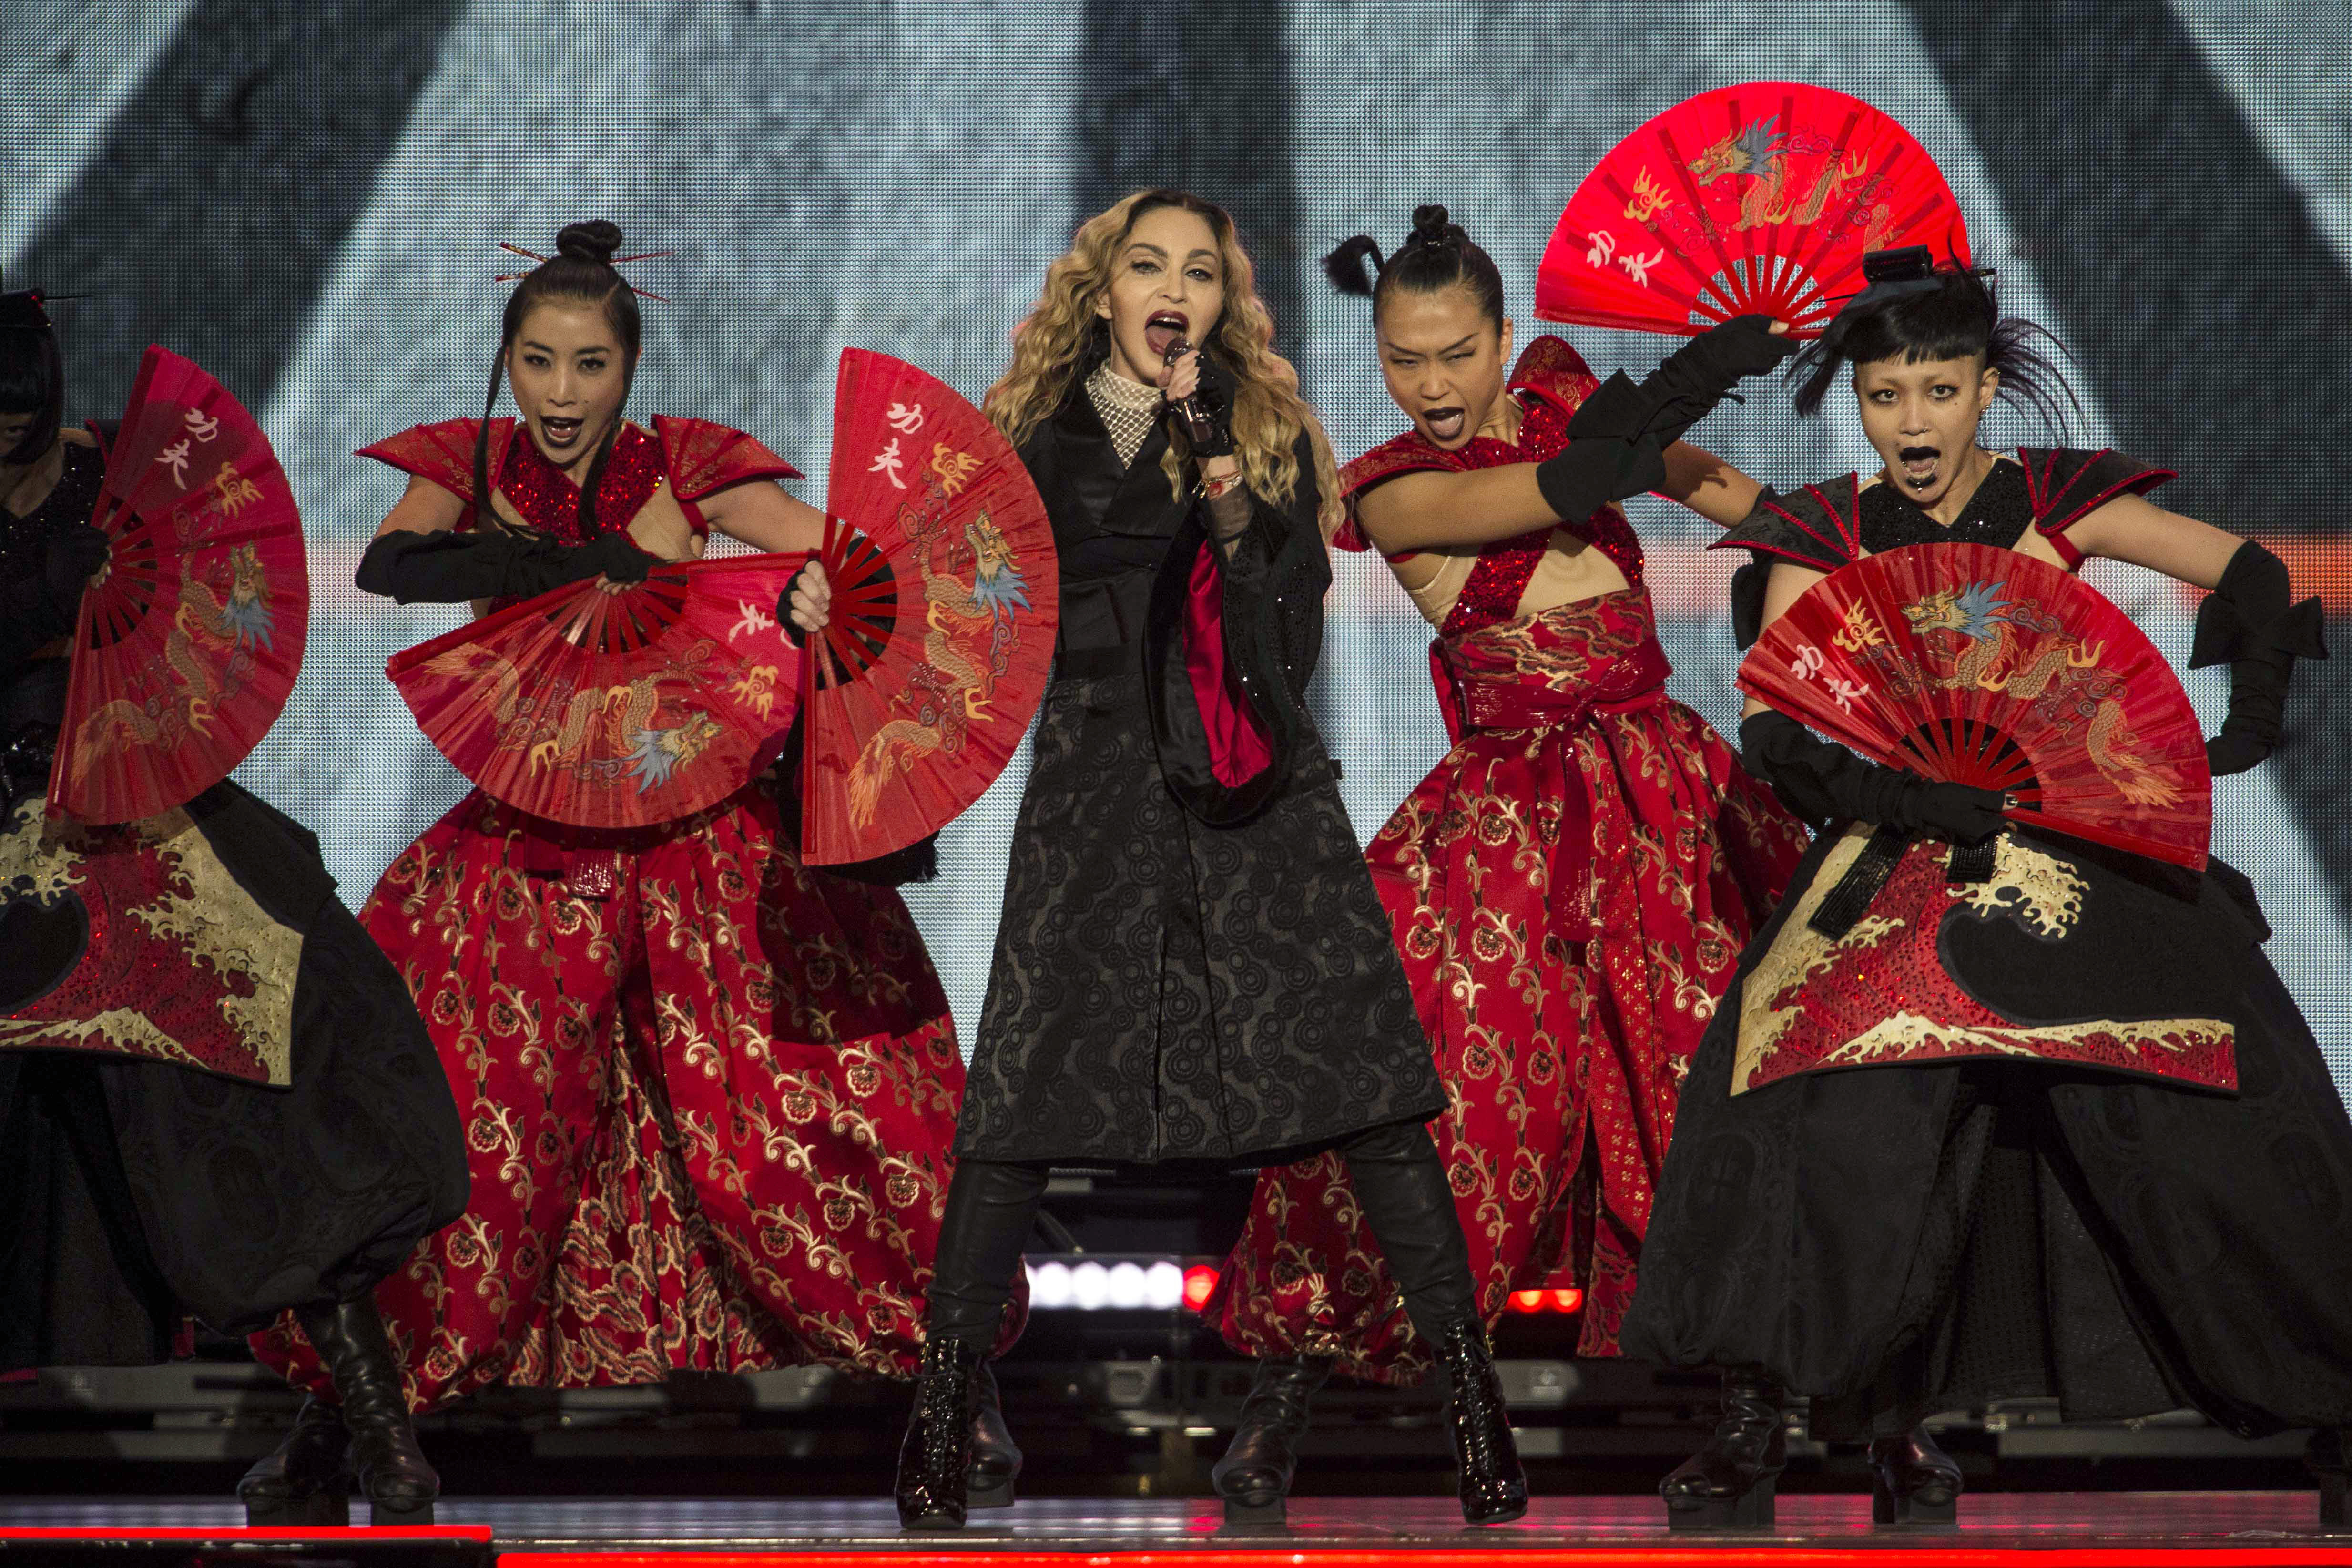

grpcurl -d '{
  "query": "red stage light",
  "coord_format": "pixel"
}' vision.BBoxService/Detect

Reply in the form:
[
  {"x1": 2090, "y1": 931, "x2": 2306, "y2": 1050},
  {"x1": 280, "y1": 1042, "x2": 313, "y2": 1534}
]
[
  {"x1": 1508, "y1": 1289, "x2": 1546, "y2": 1312},
  {"x1": 1551, "y1": 1287, "x2": 1583, "y2": 1312},
  {"x1": 1182, "y1": 1264, "x2": 1219, "y2": 1312}
]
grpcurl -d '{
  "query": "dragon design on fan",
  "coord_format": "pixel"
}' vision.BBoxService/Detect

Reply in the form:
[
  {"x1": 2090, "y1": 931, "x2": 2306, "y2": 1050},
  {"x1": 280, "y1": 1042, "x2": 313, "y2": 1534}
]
[
  {"x1": 1688, "y1": 118, "x2": 1883, "y2": 234},
  {"x1": 1901, "y1": 582, "x2": 2184, "y2": 808},
  {"x1": 419, "y1": 641, "x2": 728, "y2": 796},
  {"x1": 843, "y1": 497, "x2": 1032, "y2": 832},
  {"x1": 72, "y1": 544, "x2": 276, "y2": 773}
]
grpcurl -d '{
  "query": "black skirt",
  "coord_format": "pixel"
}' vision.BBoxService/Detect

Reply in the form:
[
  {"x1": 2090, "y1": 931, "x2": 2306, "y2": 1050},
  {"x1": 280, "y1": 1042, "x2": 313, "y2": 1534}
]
[
  {"x1": 1, "y1": 783, "x2": 468, "y2": 1366},
  {"x1": 957, "y1": 659, "x2": 1444, "y2": 1166},
  {"x1": 1621, "y1": 825, "x2": 2352, "y2": 1437}
]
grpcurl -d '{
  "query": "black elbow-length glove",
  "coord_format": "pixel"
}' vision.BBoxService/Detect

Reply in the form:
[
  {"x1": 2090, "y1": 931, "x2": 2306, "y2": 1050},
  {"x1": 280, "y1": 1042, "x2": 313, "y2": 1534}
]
[
  {"x1": 2189, "y1": 540, "x2": 2327, "y2": 777},
  {"x1": 1741, "y1": 710, "x2": 2007, "y2": 844},
  {"x1": 0, "y1": 522, "x2": 110, "y2": 672},
  {"x1": 355, "y1": 526, "x2": 657, "y2": 606},
  {"x1": 1533, "y1": 314, "x2": 1793, "y2": 525}
]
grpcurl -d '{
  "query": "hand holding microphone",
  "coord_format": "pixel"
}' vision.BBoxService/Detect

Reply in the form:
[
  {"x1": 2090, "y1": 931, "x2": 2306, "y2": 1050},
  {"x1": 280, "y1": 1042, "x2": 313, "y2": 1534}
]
[{"x1": 1158, "y1": 337, "x2": 1238, "y2": 458}]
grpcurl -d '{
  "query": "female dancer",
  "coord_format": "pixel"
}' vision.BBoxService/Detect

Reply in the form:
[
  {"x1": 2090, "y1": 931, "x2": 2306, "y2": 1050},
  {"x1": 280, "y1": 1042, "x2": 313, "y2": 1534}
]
[
  {"x1": 250, "y1": 223, "x2": 1018, "y2": 1507},
  {"x1": 1622, "y1": 252, "x2": 2352, "y2": 1530},
  {"x1": 1208, "y1": 206, "x2": 1810, "y2": 1517},
  {"x1": 874, "y1": 189, "x2": 1519, "y2": 1531},
  {"x1": 0, "y1": 284, "x2": 468, "y2": 1525}
]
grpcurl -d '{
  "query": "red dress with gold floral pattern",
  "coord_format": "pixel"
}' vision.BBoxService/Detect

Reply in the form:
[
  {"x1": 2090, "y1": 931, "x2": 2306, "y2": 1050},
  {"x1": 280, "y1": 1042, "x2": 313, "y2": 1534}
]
[
  {"x1": 251, "y1": 417, "x2": 1019, "y2": 1409},
  {"x1": 1213, "y1": 340, "x2": 1808, "y2": 1379}
]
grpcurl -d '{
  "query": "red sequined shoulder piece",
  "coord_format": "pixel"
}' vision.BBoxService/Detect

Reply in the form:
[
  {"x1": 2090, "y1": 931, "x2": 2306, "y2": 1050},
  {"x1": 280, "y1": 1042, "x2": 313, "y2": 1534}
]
[
  {"x1": 357, "y1": 418, "x2": 514, "y2": 507},
  {"x1": 1508, "y1": 336, "x2": 1602, "y2": 426},
  {"x1": 654, "y1": 415, "x2": 803, "y2": 501},
  {"x1": 494, "y1": 421, "x2": 667, "y2": 543},
  {"x1": 1334, "y1": 430, "x2": 1464, "y2": 553}
]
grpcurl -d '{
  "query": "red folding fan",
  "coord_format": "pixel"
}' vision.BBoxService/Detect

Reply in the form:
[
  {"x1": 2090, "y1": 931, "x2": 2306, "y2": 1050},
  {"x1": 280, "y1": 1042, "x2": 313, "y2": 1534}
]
[
  {"x1": 387, "y1": 552, "x2": 810, "y2": 830},
  {"x1": 1739, "y1": 542, "x2": 2210, "y2": 869},
  {"x1": 50, "y1": 346, "x2": 309, "y2": 823},
  {"x1": 800, "y1": 348, "x2": 1057, "y2": 865},
  {"x1": 1535, "y1": 82, "x2": 1970, "y2": 338}
]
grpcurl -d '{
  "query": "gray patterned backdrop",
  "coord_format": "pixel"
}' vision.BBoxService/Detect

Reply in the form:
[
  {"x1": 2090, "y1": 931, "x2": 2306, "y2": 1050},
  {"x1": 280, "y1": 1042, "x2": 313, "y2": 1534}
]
[{"x1": 8, "y1": 0, "x2": 2348, "y2": 1096}]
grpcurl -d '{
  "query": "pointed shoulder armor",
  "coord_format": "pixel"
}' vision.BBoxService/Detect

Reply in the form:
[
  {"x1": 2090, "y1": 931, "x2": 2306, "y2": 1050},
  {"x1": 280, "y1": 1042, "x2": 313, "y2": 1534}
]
[
  {"x1": 2016, "y1": 447, "x2": 2175, "y2": 536},
  {"x1": 1712, "y1": 473, "x2": 1866, "y2": 573},
  {"x1": 652, "y1": 416, "x2": 802, "y2": 501}
]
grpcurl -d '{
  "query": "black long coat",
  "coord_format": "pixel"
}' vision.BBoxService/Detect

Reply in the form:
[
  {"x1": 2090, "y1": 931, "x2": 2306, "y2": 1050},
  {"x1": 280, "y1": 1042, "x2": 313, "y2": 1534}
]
[{"x1": 955, "y1": 380, "x2": 1444, "y2": 1166}]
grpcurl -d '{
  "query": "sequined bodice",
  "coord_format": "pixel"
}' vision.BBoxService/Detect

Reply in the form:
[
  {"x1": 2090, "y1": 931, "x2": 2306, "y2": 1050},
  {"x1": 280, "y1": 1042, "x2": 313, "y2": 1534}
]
[
  {"x1": 0, "y1": 438, "x2": 104, "y2": 584},
  {"x1": 488, "y1": 422, "x2": 667, "y2": 543}
]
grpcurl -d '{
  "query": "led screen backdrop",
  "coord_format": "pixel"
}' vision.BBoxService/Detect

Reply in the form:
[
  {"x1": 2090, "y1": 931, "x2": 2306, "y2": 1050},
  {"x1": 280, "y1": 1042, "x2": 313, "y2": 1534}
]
[{"x1": 7, "y1": 0, "x2": 2348, "y2": 1097}]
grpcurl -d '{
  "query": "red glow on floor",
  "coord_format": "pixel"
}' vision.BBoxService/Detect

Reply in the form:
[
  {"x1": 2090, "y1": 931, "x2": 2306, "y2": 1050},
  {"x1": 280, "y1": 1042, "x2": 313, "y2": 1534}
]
[{"x1": 1506, "y1": 1287, "x2": 1585, "y2": 1313}]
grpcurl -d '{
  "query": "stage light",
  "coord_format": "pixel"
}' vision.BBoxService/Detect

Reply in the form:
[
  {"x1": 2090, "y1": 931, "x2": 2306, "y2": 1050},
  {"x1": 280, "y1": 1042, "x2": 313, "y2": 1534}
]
[
  {"x1": 1508, "y1": 1289, "x2": 1546, "y2": 1313},
  {"x1": 1551, "y1": 1288, "x2": 1583, "y2": 1312},
  {"x1": 1070, "y1": 1261, "x2": 1110, "y2": 1310},
  {"x1": 1182, "y1": 1265, "x2": 1219, "y2": 1311},
  {"x1": 1028, "y1": 1261, "x2": 1074, "y2": 1309},
  {"x1": 1105, "y1": 1261, "x2": 1147, "y2": 1308},
  {"x1": 1143, "y1": 1261, "x2": 1186, "y2": 1309}
]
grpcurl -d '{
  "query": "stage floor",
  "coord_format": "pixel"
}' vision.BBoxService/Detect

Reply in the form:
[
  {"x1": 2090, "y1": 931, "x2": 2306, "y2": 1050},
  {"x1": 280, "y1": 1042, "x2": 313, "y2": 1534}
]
[{"x1": 2, "y1": 1493, "x2": 2350, "y2": 1562}]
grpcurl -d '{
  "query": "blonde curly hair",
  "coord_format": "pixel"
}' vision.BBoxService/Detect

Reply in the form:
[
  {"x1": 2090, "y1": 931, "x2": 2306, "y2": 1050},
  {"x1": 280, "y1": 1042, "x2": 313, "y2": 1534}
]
[{"x1": 986, "y1": 189, "x2": 1342, "y2": 538}]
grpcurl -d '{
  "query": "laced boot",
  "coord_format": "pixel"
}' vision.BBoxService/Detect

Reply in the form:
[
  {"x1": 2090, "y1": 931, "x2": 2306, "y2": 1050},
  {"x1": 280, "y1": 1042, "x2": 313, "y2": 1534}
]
[
  {"x1": 897, "y1": 1335, "x2": 983, "y2": 1529},
  {"x1": 2309, "y1": 1427, "x2": 2348, "y2": 1532},
  {"x1": 1660, "y1": 1366, "x2": 1785, "y2": 1531},
  {"x1": 1433, "y1": 1321, "x2": 1527, "y2": 1526},
  {"x1": 1210, "y1": 1356, "x2": 1333, "y2": 1527},
  {"x1": 1869, "y1": 1425, "x2": 1962, "y2": 1529},
  {"x1": 299, "y1": 1295, "x2": 437, "y2": 1524},
  {"x1": 236, "y1": 1396, "x2": 352, "y2": 1527},
  {"x1": 965, "y1": 1360, "x2": 1022, "y2": 1509}
]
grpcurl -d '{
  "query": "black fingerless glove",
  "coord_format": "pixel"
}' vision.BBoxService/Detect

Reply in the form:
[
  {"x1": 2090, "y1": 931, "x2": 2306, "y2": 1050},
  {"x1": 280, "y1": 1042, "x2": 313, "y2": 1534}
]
[
  {"x1": 2189, "y1": 540, "x2": 2327, "y2": 777},
  {"x1": 1534, "y1": 315, "x2": 1792, "y2": 526},
  {"x1": 1568, "y1": 314, "x2": 1795, "y2": 450},
  {"x1": 1742, "y1": 710, "x2": 2007, "y2": 844},
  {"x1": 356, "y1": 525, "x2": 659, "y2": 605},
  {"x1": 1175, "y1": 352, "x2": 1240, "y2": 459}
]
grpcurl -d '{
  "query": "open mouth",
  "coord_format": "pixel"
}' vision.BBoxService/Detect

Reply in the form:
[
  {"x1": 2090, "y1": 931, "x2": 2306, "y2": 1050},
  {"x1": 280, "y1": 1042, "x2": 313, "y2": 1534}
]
[
  {"x1": 540, "y1": 415, "x2": 586, "y2": 449},
  {"x1": 1898, "y1": 444, "x2": 1940, "y2": 489},
  {"x1": 1142, "y1": 311, "x2": 1189, "y2": 361},
  {"x1": 1421, "y1": 405, "x2": 1468, "y2": 444}
]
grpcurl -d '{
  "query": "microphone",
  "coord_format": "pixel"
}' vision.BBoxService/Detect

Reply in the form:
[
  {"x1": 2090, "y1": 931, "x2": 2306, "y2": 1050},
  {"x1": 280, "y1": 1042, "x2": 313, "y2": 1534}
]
[{"x1": 1161, "y1": 336, "x2": 1219, "y2": 449}]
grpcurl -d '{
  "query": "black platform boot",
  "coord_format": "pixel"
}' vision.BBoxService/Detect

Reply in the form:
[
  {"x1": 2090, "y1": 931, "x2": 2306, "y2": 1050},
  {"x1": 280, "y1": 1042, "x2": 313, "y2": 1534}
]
[
  {"x1": 1433, "y1": 1321, "x2": 1528, "y2": 1526},
  {"x1": 1869, "y1": 1425, "x2": 1962, "y2": 1529},
  {"x1": 237, "y1": 1396, "x2": 352, "y2": 1527},
  {"x1": 2310, "y1": 1427, "x2": 2348, "y2": 1532},
  {"x1": 1660, "y1": 1366, "x2": 1785, "y2": 1531},
  {"x1": 966, "y1": 1360, "x2": 1022, "y2": 1509},
  {"x1": 296, "y1": 1295, "x2": 437, "y2": 1524},
  {"x1": 1211, "y1": 1356, "x2": 1333, "y2": 1527},
  {"x1": 898, "y1": 1334, "x2": 983, "y2": 1529}
]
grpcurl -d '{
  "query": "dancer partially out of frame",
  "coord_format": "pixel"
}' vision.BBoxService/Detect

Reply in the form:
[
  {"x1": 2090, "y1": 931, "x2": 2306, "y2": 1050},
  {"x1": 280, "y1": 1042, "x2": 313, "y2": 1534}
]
[
  {"x1": 1623, "y1": 249, "x2": 2352, "y2": 1532},
  {"x1": 253, "y1": 222, "x2": 1019, "y2": 1508},
  {"x1": 861, "y1": 189, "x2": 1521, "y2": 1531},
  {"x1": 1210, "y1": 205, "x2": 1807, "y2": 1517},
  {"x1": 0, "y1": 284, "x2": 468, "y2": 1527}
]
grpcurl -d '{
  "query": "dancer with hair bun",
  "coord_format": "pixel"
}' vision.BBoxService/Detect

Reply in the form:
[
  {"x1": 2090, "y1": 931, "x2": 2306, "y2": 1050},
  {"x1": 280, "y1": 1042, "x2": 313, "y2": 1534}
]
[
  {"x1": 1623, "y1": 247, "x2": 2352, "y2": 1532},
  {"x1": 878, "y1": 189, "x2": 1521, "y2": 1531},
  {"x1": 1207, "y1": 204, "x2": 1809, "y2": 1520},
  {"x1": 249, "y1": 222, "x2": 1018, "y2": 1512}
]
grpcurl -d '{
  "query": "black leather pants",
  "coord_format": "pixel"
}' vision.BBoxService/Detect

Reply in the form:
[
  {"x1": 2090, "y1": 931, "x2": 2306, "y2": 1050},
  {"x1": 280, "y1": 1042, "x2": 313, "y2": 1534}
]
[{"x1": 927, "y1": 1119, "x2": 1476, "y2": 1349}]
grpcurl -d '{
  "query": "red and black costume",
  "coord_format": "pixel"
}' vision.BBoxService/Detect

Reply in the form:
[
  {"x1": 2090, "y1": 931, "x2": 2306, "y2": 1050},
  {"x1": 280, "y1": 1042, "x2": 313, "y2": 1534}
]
[
  {"x1": 1624, "y1": 453, "x2": 2352, "y2": 1456},
  {"x1": 1, "y1": 423, "x2": 467, "y2": 1366},
  {"x1": 252, "y1": 416, "x2": 1014, "y2": 1411},
  {"x1": 1213, "y1": 338, "x2": 1807, "y2": 1379}
]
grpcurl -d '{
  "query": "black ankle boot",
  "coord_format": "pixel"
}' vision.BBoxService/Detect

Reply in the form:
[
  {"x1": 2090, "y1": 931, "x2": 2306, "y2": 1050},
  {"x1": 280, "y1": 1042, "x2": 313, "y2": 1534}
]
[
  {"x1": 898, "y1": 1335, "x2": 983, "y2": 1529},
  {"x1": 1869, "y1": 1425, "x2": 1961, "y2": 1528},
  {"x1": 2308, "y1": 1427, "x2": 2348, "y2": 1532},
  {"x1": 237, "y1": 1396, "x2": 352, "y2": 1527},
  {"x1": 966, "y1": 1360, "x2": 1021, "y2": 1509},
  {"x1": 1433, "y1": 1321, "x2": 1527, "y2": 1526},
  {"x1": 297, "y1": 1295, "x2": 437, "y2": 1524},
  {"x1": 1211, "y1": 1356, "x2": 1333, "y2": 1527},
  {"x1": 1660, "y1": 1366, "x2": 1785, "y2": 1531}
]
